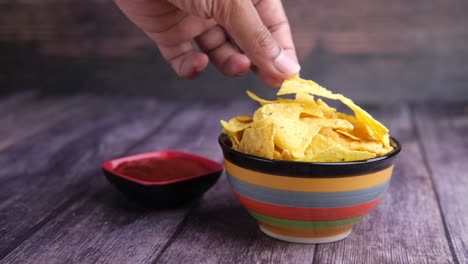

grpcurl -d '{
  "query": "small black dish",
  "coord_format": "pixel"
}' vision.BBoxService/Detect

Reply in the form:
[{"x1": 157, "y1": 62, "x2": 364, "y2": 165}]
[{"x1": 102, "y1": 151, "x2": 223, "y2": 208}]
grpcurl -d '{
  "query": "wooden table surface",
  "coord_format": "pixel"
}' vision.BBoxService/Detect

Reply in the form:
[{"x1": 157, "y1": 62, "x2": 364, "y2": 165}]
[{"x1": 0, "y1": 92, "x2": 467, "y2": 264}]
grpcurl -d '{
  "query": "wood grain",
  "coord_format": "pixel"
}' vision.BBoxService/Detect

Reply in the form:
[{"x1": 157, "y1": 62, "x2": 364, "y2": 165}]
[
  {"x1": 0, "y1": 99, "x2": 255, "y2": 264},
  {"x1": 0, "y1": 96, "x2": 183, "y2": 260},
  {"x1": 0, "y1": 95, "x2": 90, "y2": 152},
  {"x1": 0, "y1": 91, "x2": 37, "y2": 113},
  {"x1": 0, "y1": 98, "x2": 465, "y2": 263},
  {"x1": 129, "y1": 100, "x2": 315, "y2": 264},
  {"x1": 413, "y1": 103, "x2": 468, "y2": 264},
  {"x1": 155, "y1": 175, "x2": 316, "y2": 264},
  {"x1": 313, "y1": 104, "x2": 454, "y2": 263},
  {"x1": 153, "y1": 103, "x2": 318, "y2": 264}
]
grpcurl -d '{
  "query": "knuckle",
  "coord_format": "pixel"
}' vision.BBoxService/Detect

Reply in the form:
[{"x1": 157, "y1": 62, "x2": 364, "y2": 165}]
[
  {"x1": 200, "y1": 0, "x2": 214, "y2": 18},
  {"x1": 212, "y1": 0, "x2": 245, "y2": 21},
  {"x1": 170, "y1": 61, "x2": 187, "y2": 78},
  {"x1": 252, "y1": 26, "x2": 276, "y2": 56},
  {"x1": 189, "y1": 0, "x2": 213, "y2": 18}
]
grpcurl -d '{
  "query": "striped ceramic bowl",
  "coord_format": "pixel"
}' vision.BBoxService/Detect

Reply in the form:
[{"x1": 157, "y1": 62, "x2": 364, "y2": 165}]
[{"x1": 218, "y1": 134, "x2": 401, "y2": 244}]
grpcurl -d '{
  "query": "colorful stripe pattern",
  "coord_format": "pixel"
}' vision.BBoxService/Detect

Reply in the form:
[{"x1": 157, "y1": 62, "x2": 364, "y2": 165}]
[
  {"x1": 224, "y1": 161, "x2": 394, "y2": 243},
  {"x1": 219, "y1": 134, "x2": 401, "y2": 243}
]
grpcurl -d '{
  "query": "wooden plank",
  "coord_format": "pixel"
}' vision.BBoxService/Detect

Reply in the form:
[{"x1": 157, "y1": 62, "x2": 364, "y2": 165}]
[
  {"x1": 413, "y1": 103, "x2": 468, "y2": 264},
  {"x1": 313, "y1": 104, "x2": 454, "y2": 263},
  {"x1": 0, "y1": 95, "x2": 89, "y2": 152},
  {"x1": 0, "y1": 100, "x2": 461, "y2": 263},
  {"x1": 0, "y1": 96, "x2": 184, "y2": 260},
  {"x1": 150, "y1": 103, "x2": 317, "y2": 264},
  {"x1": 0, "y1": 91, "x2": 37, "y2": 113},
  {"x1": 0, "y1": 91, "x2": 39, "y2": 148},
  {"x1": 0, "y1": 99, "x2": 254, "y2": 264},
  {"x1": 155, "y1": 176, "x2": 316, "y2": 264}
]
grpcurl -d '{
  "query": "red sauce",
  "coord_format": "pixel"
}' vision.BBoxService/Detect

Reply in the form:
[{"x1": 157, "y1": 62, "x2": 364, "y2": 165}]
[{"x1": 115, "y1": 157, "x2": 210, "y2": 182}]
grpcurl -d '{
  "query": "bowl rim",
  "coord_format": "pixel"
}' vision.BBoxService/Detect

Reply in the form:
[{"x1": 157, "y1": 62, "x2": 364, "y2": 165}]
[
  {"x1": 102, "y1": 150, "x2": 223, "y2": 186},
  {"x1": 218, "y1": 134, "x2": 401, "y2": 177}
]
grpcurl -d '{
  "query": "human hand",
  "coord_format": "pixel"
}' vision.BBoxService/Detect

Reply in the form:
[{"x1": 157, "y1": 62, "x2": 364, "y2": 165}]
[{"x1": 113, "y1": 0, "x2": 300, "y2": 86}]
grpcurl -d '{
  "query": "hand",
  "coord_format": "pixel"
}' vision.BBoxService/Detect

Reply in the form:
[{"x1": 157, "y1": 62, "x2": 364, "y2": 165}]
[{"x1": 113, "y1": 0, "x2": 301, "y2": 86}]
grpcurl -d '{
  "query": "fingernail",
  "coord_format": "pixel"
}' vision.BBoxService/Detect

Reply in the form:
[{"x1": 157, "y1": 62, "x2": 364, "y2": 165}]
[{"x1": 273, "y1": 50, "x2": 301, "y2": 75}]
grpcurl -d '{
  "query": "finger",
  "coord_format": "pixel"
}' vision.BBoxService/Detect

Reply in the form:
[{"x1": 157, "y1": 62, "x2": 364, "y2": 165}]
[
  {"x1": 114, "y1": 0, "x2": 216, "y2": 46},
  {"x1": 195, "y1": 26, "x2": 251, "y2": 77},
  {"x1": 169, "y1": 0, "x2": 300, "y2": 81},
  {"x1": 158, "y1": 42, "x2": 209, "y2": 79},
  {"x1": 146, "y1": 16, "x2": 217, "y2": 46},
  {"x1": 253, "y1": 0, "x2": 298, "y2": 64},
  {"x1": 114, "y1": 0, "x2": 176, "y2": 17},
  {"x1": 252, "y1": 66, "x2": 282, "y2": 87},
  {"x1": 212, "y1": 0, "x2": 300, "y2": 80}
]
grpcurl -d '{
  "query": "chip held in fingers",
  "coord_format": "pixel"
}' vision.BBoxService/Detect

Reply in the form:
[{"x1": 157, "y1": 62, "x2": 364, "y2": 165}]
[{"x1": 220, "y1": 76, "x2": 394, "y2": 162}]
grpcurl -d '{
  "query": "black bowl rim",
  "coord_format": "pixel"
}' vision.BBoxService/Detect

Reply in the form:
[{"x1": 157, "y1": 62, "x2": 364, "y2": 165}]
[
  {"x1": 218, "y1": 134, "x2": 401, "y2": 165},
  {"x1": 218, "y1": 134, "x2": 401, "y2": 177},
  {"x1": 102, "y1": 150, "x2": 224, "y2": 186}
]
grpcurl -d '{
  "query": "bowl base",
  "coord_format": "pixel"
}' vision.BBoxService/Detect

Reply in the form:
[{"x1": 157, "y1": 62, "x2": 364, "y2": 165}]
[{"x1": 259, "y1": 226, "x2": 352, "y2": 244}]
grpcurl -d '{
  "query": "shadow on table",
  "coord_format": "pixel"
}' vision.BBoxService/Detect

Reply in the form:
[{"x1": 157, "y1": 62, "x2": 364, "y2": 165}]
[
  {"x1": 195, "y1": 207, "x2": 258, "y2": 236},
  {"x1": 99, "y1": 180, "x2": 261, "y2": 243},
  {"x1": 101, "y1": 185, "x2": 196, "y2": 213}
]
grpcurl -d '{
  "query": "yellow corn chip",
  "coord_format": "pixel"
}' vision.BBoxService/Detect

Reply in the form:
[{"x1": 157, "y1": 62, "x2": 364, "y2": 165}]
[
  {"x1": 253, "y1": 108, "x2": 264, "y2": 122},
  {"x1": 273, "y1": 150, "x2": 282, "y2": 160},
  {"x1": 246, "y1": 90, "x2": 276, "y2": 105},
  {"x1": 277, "y1": 98, "x2": 295, "y2": 104},
  {"x1": 304, "y1": 144, "x2": 377, "y2": 162},
  {"x1": 229, "y1": 133, "x2": 241, "y2": 150},
  {"x1": 294, "y1": 92, "x2": 316, "y2": 105},
  {"x1": 302, "y1": 117, "x2": 354, "y2": 131},
  {"x1": 280, "y1": 77, "x2": 390, "y2": 147},
  {"x1": 261, "y1": 103, "x2": 303, "y2": 119},
  {"x1": 272, "y1": 117, "x2": 311, "y2": 159},
  {"x1": 220, "y1": 118, "x2": 252, "y2": 133},
  {"x1": 336, "y1": 130, "x2": 361, "y2": 141},
  {"x1": 337, "y1": 136, "x2": 383, "y2": 154},
  {"x1": 316, "y1": 99, "x2": 338, "y2": 118},
  {"x1": 281, "y1": 149, "x2": 295, "y2": 161},
  {"x1": 305, "y1": 133, "x2": 337, "y2": 157},
  {"x1": 220, "y1": 76, "x2": 394, "y2": 162},
  {"x1": 237, "y1": 123, "x2": 275, "y2": 159},
  {"x1": 236, "y1": 115, "x2": 253, "y2": 122}
]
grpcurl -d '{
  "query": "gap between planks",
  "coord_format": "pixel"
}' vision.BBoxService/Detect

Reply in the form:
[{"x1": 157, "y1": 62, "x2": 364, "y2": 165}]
[
  {"x1": 0, "y1": 96, "x2": 187, "y2": 260},
  {"x1": 411, "y1": 103, "x2": 468, "y2": 264},
  {"x1": 0, "y1": 99, "x2": 245, "y2": 264},
  {"x1": 0, "y1": 95, "x2": 90, "y2": 153}
]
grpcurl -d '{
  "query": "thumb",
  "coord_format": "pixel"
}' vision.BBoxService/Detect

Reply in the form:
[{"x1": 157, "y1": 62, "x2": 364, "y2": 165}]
[{"x1": 169, "y1": 0, "x2": 300, "y2": 81}]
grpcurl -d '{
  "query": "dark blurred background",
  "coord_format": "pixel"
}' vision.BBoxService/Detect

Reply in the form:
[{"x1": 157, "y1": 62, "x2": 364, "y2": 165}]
[{"x1": 1, "y1": 0, "x2": 467, "y2": 102}]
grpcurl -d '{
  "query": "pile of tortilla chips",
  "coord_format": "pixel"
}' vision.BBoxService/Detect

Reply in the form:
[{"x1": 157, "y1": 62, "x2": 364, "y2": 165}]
[{"x1": 221, "y1": 76, "x2": 394, "y2": 162}]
